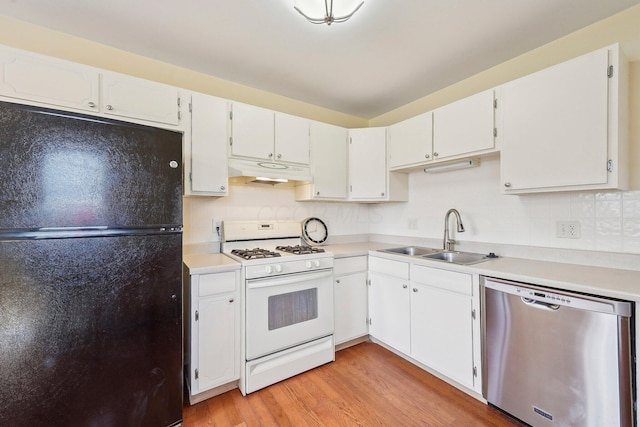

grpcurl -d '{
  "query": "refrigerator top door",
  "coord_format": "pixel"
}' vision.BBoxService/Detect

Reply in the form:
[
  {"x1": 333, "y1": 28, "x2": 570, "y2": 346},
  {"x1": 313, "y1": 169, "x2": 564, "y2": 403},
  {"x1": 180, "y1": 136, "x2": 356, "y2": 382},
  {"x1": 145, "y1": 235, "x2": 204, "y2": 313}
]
[{"x1": 0, "y1": 101, "x2": 182, "y2": 231}]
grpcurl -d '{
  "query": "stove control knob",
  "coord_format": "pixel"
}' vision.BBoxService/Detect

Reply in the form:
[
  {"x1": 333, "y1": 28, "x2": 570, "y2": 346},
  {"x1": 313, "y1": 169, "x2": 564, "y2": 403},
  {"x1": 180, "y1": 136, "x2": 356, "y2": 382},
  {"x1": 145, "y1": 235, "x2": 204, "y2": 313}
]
[
  {"x1": 305, "y1": 261, "x2": 312, "y2": 269},
  {"x1": 314, "y1": 260, "x2": 321, "y2": 268},
  {"x1": 265, "y1": 265, "x2": 273, "y2": 274},
  {"x1": 275, "y1": 264, "x2": 283, "y2": 273}
]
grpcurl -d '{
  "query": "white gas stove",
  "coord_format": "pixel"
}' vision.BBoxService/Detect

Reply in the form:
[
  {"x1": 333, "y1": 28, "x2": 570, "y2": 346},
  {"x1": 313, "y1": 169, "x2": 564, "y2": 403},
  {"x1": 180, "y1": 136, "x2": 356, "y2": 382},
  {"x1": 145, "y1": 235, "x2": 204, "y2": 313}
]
[{"x1": 221, "y1": 220, "x2": 335, "y2": 395}]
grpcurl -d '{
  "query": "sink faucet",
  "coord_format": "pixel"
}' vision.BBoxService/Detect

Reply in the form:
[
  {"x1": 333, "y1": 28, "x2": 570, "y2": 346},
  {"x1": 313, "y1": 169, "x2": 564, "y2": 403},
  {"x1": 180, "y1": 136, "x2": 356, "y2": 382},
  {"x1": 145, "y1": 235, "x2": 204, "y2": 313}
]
[{"x1": 443, "y1": 208, "x2": 465, "y2": 251}]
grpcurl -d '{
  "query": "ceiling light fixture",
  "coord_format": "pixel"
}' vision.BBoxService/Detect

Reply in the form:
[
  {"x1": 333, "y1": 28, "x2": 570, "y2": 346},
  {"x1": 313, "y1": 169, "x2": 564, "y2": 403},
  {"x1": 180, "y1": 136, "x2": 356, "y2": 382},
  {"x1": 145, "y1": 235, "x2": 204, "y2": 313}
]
[{"x1": 294, "y1": 0, "x2": 364, "y2": 26}]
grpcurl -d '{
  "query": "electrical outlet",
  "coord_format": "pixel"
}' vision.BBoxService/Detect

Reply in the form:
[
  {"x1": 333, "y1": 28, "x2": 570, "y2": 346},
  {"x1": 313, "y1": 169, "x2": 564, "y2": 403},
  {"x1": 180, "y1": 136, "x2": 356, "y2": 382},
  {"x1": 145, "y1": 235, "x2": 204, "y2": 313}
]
[
  {"x1": 556, "y1": 221, "x2": 581, "y2": 239},
  {"x1": 212, "y1": 219, "x2": 221, "y2": 241}
]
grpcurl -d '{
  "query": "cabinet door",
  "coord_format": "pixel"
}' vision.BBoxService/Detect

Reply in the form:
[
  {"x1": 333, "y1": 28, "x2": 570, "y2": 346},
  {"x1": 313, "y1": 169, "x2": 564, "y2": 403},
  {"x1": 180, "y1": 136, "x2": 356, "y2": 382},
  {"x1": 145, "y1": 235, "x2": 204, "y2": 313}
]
[
  {"x1": 275, "y1": 112, "x2": 310, "y2": 164},
  {"x1": 368, "y1": 272, "x2": 410, "y2": 354},
  {"x1": 309, "y1": 121, "x2": 348, "y2": 199},
  {"x1": 187, "y1": 93, "x2": 228, "y2": 196},
  {"x1": 102, "y1": 73, "x2": 181, "y2": 125},
  {"x1": 410, "y1": 283, "x2": 473, "y2": 388},
  {"x1": 334, "y1": 271, "x2": 368, "y2": 345},
  {"x1": 0, "y1": 48, "x2": 99, "y2": 112},
  {"x1": 501, "y1": 48, "x2": 610, "y2": 192},
  {"x1": 348, "y1": 127, "x2": 387, "y2": 200},
  {"x1": 432, "y1": 89, "x2": 495, "y2": 160},
  {"x1": 230, "y1": 102, "x2": 274, "y2": 160},
  {"x1": 197, "y1": 294, "x2": 237, "y2": 392},
  {"x1": 388, "y1": 111, "x2": 433, "y2": 169}
]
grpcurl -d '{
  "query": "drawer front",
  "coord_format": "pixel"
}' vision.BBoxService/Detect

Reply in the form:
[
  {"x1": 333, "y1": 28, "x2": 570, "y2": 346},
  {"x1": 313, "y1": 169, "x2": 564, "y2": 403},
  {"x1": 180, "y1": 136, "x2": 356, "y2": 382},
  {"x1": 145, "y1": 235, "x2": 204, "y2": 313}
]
[
  {"x1": 411, "y1": 265, "x2": 472, "y2": 296},
  {"x1": 334, "y1": 256, "x2": 367, "y2": 275},
  {"x1": 199, "y1": 271, "x2": 237, "y2": 297},
  {"x1": 369, "y1": 256, "x2": 409, "y2": 280}
]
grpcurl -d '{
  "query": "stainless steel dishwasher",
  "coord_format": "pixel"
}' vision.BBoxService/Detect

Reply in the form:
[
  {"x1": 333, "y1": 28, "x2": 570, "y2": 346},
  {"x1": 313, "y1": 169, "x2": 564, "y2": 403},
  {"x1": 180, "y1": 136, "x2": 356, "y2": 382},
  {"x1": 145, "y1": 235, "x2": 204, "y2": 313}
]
[{"x1": 482, "y1": 277, "x2": 634, "y2": 427}]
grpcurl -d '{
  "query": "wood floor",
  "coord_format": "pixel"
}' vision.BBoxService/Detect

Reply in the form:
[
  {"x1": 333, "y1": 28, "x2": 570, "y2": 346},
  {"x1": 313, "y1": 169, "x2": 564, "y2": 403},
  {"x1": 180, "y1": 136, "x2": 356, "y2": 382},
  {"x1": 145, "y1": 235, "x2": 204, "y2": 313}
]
[{"x1": 182, "y1": 342, "x2": 522, "y2": 426}]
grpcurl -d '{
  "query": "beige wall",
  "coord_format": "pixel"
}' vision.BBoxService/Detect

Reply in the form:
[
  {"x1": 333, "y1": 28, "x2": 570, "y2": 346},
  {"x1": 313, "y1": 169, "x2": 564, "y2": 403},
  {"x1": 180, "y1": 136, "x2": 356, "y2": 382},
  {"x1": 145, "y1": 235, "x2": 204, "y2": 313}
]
[{"x1": 0, "y1": 15, "x2": 367, "y2": 128}]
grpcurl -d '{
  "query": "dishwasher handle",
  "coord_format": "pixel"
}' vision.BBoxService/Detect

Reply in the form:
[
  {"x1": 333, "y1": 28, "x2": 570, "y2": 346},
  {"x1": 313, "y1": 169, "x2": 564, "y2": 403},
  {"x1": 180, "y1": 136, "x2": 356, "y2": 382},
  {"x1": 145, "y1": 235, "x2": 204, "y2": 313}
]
[{"x1": 522, "y1": 297, "x2": 559, "y2": 311}]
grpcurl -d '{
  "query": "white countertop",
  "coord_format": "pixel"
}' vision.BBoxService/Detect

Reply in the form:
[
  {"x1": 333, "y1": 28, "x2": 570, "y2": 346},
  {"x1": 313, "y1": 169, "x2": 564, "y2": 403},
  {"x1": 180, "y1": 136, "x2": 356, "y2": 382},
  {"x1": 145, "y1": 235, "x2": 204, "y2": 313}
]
[{"x1": 183, "y1": 253, "x2": 240, "y2": 275}]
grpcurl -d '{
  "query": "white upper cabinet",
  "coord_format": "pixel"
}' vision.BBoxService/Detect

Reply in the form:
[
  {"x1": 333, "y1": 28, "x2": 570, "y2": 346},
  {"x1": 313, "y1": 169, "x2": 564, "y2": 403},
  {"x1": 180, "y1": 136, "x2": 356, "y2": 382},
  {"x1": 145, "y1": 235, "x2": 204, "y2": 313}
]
[
  {"x1": 274, "y1": 112, "x2": 310, "y2": 164},
  {"x1": 388, "y1": 111, "x2": 433, "y2": 170},
  {"x1": 0, "y1": 47, "x2": 99, "y2": 112},
  {"x1": 432, "y1": 89, "x2": 496, "y2": 160},
  {"x1": 500, "y1": 44, "x2": 627, "y2": 194},
  {"x1": 229, "y1": 102, "x2": 310, "y2": 165},
  {"x1": 102, "y1": 73, "x2": 181, "y2": 126},
  {"x1": 185, "y1": 93, "x2": 228, "y2": 197},
  {"x1": 296, "y1": 120, "x2": 348, "y2": 200},
  {"x1": 348, "y1": 127, "x2": 388, "y2": 200}
]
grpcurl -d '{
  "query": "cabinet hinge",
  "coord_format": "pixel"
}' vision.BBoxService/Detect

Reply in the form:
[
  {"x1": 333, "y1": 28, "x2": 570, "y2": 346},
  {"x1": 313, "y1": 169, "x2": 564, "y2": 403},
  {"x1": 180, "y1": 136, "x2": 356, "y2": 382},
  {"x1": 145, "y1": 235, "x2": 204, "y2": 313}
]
[
  {"x1": 493, "y1": 99, "x2": 498, "y2": 109},
  {"x1": 350, "y1": 185, "x2": 353, "y2": 193},
  {"x1": 608, "y1": 65, "x2": 614, "y2": 78},
  {"x1": 367, "y1": 279, "x2": 371, "y2": 286},
  {"x1": 473, "y1": 366, "x2": 478, "y2": 377},
  {"x1": 195, "y1": 310, "x2": 199, "y2": 321},
  {"x1": 349, "y1": 137, "x2": 352, "y2": 144},
  {"x1": 195, "y1": 368, "x2": 199, "y2": 380},
  {"x1": 229, "y1": 137, "x2": 233, "y2": 146},
  {"x1": 471, "y1": 309, "x2": 476, "y2": 320},
  {"x1": 189, "y1": 172, "x2": 193, "y2": 182},
  {"x1": 607, "y1": 159, "x2": 613, "y2": 172},
  {"x1": 229, "y1": 110, "x2": 233, "y2": 120},
  {"x1": 493, "y1": 128, "x2": 498, "y2": 138},
  {"x1": 189, "y1": 102, "x2": 193, "y2": 113},
  {"x1": 368, "y1": 317, "x2": 372, "y2": 326},
  {"x1": 177, "y1": 111, "x2": 181, "y2": 121}
]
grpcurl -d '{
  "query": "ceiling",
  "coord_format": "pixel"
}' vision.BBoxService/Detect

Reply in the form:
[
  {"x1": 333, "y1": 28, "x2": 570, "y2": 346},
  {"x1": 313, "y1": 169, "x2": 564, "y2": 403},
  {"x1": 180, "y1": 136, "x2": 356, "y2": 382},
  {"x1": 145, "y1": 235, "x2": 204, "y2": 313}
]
[{"x1": 1, "y1": 0, "x2": 640, "y2": 119}]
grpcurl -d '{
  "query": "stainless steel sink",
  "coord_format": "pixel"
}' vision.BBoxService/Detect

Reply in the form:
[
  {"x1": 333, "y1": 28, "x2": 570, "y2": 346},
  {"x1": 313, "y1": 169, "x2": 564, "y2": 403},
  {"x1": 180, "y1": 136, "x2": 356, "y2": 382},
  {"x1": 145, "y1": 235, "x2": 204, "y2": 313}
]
[
  {"x1": 421, "y1": 251, "x2": 489, "y2": 265},
  {"x1": 380, "y1": 246, "x2": 440, "y2": 256}
]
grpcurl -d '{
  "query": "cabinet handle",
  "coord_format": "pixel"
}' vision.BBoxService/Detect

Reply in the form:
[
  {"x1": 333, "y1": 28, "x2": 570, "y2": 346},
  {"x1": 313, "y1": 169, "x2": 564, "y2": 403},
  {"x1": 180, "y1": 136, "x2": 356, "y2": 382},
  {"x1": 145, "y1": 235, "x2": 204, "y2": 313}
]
[
  {"x1": 402, "y1": 284, "x2": 408, "y2": 289},
  {"x1": 504, "y1": 182, "x2": 512, "y2": 188},
  {"x1": 268, "y1": 153, "x2": 273, "y2": 158},
  {"x1": 229, "y1": 298, "x2": 234, "y2": 303},
  {"x1": 87, "y1": 101, "x2": 96, "y2": 108},
  {"x1": 433, "y1": 152, "x2": 439, "y2": 157},
  {"x1": 425, "y1": 154, "x2": 430, "y2": 159},
  {"x1": 106, "y1": 104, "x2": 114, "y2": 111},
  {"x1": 277, "y1": 154, "x2": 282, "y2": 159},
  {"x1": 412, "y1": 288, "x2": 418, "y2": 292}
]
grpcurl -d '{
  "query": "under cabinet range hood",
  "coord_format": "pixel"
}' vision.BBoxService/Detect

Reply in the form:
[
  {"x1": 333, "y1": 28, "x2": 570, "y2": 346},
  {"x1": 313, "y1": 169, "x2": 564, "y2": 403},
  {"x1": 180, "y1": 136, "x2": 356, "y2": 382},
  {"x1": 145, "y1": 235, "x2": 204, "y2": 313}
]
[{"x1": 228, "y1": 158, "x2": 312, "y2": 184}]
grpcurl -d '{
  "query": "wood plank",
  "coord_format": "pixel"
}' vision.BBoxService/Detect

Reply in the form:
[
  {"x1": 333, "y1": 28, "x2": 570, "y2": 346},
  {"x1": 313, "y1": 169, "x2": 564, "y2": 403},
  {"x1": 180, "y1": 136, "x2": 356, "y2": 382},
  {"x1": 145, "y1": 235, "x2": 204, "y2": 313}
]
[{"x1": 183, "y1": 342, "x2": 522, "y2": 426}]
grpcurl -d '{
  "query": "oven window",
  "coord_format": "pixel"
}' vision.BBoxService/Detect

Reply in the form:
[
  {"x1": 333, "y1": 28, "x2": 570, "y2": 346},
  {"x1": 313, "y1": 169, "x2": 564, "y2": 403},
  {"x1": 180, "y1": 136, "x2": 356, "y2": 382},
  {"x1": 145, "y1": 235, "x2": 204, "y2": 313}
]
[{"x1": 268, "y1": 288, "x2": 318, "y2": 330}]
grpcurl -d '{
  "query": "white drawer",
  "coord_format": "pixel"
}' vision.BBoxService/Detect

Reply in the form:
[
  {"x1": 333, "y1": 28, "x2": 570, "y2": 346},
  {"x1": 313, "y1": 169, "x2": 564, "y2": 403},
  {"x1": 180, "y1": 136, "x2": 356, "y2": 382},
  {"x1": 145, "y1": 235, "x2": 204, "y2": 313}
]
[
  {"x1": 198, "y1": 271, "x2": 237, "y2": 297},
  {"x1": 334, "y1": 256, "x2": 367, "y2": 275},
  {"x1": 369, "y1": 256, "x2": 409, "y2": 280},
  {"x1": 411, "y1": 265, "x2": 471, "y2": 296}
]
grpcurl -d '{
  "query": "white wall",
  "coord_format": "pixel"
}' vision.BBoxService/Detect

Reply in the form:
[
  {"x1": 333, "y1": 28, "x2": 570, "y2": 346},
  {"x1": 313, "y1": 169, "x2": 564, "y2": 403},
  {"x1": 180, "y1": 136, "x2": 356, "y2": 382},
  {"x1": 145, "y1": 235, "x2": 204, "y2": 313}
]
[{"x1": 370, "y1": 157, "x2": 640, "y2": 254}]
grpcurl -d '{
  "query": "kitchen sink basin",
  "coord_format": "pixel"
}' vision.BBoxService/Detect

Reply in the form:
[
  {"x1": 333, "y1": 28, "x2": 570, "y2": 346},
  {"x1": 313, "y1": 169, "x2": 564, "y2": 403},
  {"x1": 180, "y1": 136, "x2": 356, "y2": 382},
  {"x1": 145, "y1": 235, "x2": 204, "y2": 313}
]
[
  {"x1": 421, "y1": 251, "x2": 489, "y2": 265},
  {"x1": 380, "y1": 246, "x2": 441, "y2": 256}
]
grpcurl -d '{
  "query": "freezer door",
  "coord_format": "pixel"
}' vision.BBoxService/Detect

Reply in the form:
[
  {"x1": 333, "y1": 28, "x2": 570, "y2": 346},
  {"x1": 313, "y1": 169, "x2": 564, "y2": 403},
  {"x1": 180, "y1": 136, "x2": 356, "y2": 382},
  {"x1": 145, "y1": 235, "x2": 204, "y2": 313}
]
[
  {"x1": 0, "y1": 101, "x2": 182, "y2": 230},
  {"x1": 0, "y1": 234, "x2": 183, "y2": 427}
]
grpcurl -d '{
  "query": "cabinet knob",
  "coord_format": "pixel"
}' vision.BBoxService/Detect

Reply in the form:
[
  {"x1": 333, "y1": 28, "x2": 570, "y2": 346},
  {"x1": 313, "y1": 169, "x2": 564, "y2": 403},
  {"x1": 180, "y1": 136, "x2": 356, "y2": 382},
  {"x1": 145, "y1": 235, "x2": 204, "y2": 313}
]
[
  {"x1": 106, "y1": 104, "x2": 114, "y2": 111},
  {"x1": 504, "y1": 182, "x2": 512, "y2": 188},
  {"x1": 229, "y1": 298, "x2": 234, "y2": 303},
  {"x1": 381, "y1": 192, "x2": 385, "y2": 197},
  {"x1": 336, "y1": 279, "x2": 341, "y2": 284},
  {"x1": 220, "y1": 185, "x2": 226, "y2": 190},
  {"x1": 87, "y1": 101, "x2": 96, "y2": 108},
  {"x1": 268, "y1": 153, "x2": 273, "y2": 158},
  {"x1": 413, "y1": 288, "x2": 418, "y2": 292},
  {"x1": 277, "y1": 154, "x2": 282, "y2": 159},
  {"x1": 316, "y1": 191, "x2": 320, "y2": 195},
  {"x1": 425, "y1": 154, "x2": 430, "y2": 159},
  {"x1": 433, "y1": 152, "x2": 439, "y2": 157},
  {"x1": 402, "y1": 284, "x2": 408, "y2": 289}
]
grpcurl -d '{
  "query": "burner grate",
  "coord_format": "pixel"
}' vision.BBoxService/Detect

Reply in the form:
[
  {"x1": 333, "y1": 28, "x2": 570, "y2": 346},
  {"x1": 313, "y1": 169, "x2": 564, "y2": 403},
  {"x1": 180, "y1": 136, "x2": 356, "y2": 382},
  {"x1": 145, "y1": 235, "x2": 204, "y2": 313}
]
[
  {"x1": 231, "y1": 248, "x2": 282, "y2": 260},
  {"x1": 276, "y1": 245, "x2": 326, "y2": 255}
]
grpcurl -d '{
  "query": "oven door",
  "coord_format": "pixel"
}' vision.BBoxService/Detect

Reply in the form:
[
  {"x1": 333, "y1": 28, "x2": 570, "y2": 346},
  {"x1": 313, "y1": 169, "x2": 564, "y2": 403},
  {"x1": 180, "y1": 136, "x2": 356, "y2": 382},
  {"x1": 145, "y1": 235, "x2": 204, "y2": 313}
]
[{"x1": 246, "y1": 269, "x2": 334, "y2": 360}]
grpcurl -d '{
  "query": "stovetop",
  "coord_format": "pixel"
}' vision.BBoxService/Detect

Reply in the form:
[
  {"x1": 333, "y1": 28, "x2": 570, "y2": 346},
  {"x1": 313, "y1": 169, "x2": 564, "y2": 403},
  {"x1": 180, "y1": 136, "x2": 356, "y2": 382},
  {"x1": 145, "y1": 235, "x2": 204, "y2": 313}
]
[
  {"x1": 276, "y1": 245, "x2": 326, "y2": 255},
  {"x1": 231, "y1": 248, "x2": 282, "y2": 260}
]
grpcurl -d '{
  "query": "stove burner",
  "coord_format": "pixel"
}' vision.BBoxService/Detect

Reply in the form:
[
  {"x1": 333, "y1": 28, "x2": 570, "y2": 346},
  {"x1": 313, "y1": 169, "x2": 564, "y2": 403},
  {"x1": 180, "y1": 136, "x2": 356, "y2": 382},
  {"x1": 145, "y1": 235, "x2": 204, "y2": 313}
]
[
  {"x1": 276, "y1": 245, "x2": 326, "y2": 255},
  {"x1": 231, "y1": 248, "x2": 282, "y2": 260}
]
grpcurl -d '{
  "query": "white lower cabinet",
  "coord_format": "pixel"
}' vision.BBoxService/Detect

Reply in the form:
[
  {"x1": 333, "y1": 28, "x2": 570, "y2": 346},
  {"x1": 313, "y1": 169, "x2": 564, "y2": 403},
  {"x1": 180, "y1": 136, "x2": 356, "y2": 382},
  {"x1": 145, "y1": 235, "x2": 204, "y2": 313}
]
[
  {"x1": 334, "y1": 256, "x2": 369, "y2": 345},
  {"x1": 410, "y1": 265, "x2": 475, "y2": 389},
  {"x1": 368, "y1": 256, "x2": 411, "y2": 355},
  {"x1": 185, "y1": 269, "x2": 240, "y2": 404},
  {"x1": 368, "y1": 255, "x2": 479, "y2": 392}
]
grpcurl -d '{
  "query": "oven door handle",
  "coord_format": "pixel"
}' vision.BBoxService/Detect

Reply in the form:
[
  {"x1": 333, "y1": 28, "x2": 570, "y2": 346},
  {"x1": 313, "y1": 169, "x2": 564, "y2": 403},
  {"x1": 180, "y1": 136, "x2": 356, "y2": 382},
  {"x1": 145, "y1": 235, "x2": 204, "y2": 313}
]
[{"x1": 247, "y1": 269, "x2": 332, "y2": 289}]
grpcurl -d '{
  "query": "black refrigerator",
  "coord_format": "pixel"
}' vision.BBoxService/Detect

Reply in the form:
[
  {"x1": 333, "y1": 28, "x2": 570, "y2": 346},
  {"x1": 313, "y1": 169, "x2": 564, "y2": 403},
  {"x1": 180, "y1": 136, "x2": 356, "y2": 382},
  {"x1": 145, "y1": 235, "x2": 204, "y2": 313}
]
[{"x1": 0, "y1": 101, "x2": 183, "y2": 426}]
